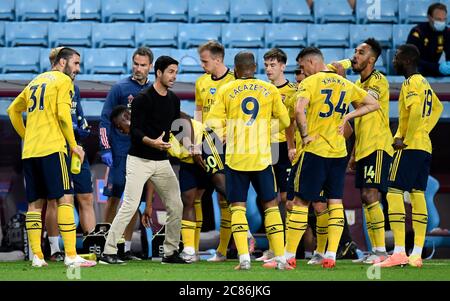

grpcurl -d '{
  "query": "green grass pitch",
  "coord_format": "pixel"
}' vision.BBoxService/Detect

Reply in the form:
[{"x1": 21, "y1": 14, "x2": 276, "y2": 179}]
[{"x1": 1, "y1": 259, "x2": 450, "y2": 281}]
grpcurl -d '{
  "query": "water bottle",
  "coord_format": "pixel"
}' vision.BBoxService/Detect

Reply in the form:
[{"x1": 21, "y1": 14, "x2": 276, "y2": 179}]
[
  {"x1": 327, "y1": 58, "x2": 352, "y2": 72},
  {"x1": 71, "y1": 152, "x2": 81, "y2": 174}
]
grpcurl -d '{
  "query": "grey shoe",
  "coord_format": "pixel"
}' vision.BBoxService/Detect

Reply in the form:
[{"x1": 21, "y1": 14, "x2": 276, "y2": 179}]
[
  {"x1": 234, "y1": 260, "x2": 251, "y2": 270},
  {"x1": 307, "y1": 252, "x2": 324, "y2": 265},
  {"x1": 363, "y1": 251, "x2": 388, "y2": 264}
]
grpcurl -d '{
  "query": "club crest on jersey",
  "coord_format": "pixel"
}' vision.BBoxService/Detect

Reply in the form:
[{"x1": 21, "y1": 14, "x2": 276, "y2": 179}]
[{"x1": 210, "y1": 88, "x2": 217, "y2": 95}]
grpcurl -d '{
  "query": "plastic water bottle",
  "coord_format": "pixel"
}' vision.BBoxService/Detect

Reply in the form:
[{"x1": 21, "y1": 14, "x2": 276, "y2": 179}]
[
  {"x1": 71, "y1": 153, "x2": 81, "y2": 174},
  {"x1": 327, "y1": 58, "x2": 352, "y2": 71}
]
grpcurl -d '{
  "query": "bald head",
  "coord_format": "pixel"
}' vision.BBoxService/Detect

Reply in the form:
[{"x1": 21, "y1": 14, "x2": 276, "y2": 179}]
[{"x1": 234, "y1": 51, "x2": 256, "y2": 78}]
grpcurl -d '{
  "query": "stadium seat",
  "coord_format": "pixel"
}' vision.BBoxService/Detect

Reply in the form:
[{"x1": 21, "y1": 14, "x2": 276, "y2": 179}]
[
  {"x1": 188, "y1": 0, "x2": 230, "y2": 23},
  {"x1": 5, "y1": 22, "x2": 48, "y2": 47},
  {"x1": 135, "y1": 23, "x2": 178, "y2": 48},
  {"x1": 257, "y1": 48, "x2": 299, "y2": 74},
  {"x1": 176, "y1": 73, "x2": 201, "y2": 83},
  {"x1": 349, "y1": 24, "x2": 393, "y2": 48},
  {"x1": 392, "y1": 24, "x2": 415, "y2": 49},
  {"x1": 399, "y1": 0, "x2": 434, "y2": 24},
  {"x1": 0, "y1": 23, "x2": 4, "y2": 47},
  {"x1": 48, "y1": 22, "x2": 92, "y2": 48},
  {"x1": 224, "y1": 48, "x2": 258, "y2": 70},
  {"x1": 92, "y1": 23, "x2": 135, "y2": 48},
  {"x1": 386, "y1": 48, "x2": 397, "y2": 75},
  {"x1": 172, "y1": 49, "x2": 203, "y2": 73},
  {"x1": 178, "y1": 23, "x2": 221, "y2": 49},
  {"x1": 126, "y1": 48, "x2": 174, "y2": 74},
  {"x1": 145, "y1": 0, "x2": 188, "y2": 23},
  {"x1": 355, "y1": 0, "x2": 398, "y2": 24},
  {"x1": 321, "y1": 48, "x2": 345, "y2": 64},
  {"x1": 59, "y1": 0, "x2": 101, "y2": 22},
  {"x1": 222, "y1": 24, "x2": 265, "y2": 48},
  {"x1": 16, "y1": 0, "x2": 59, "y2": 21},
  {"x1": 101, "y1": 0, "x2": 145, "y2": 22},
  {"x1": 272, "y1": 0, "x2": 313, "y2": 23},
  {"x1": 230, "y1": 0, "x2": 271, "y2": 23},
  {"x1": 265, "y1": 23, "x2": 307, "y2": 48},
  {"x1": 0, "y1": 0, "x2": 14, "y2": 21},
  {"x1": 314, "y1": 0, "x2": 355, "y2": 24},
  {"x1": 344, "y1": 48, "x2": 387, "y2": 74},
  {"x1": 0, "y1": 47, "x2": 40, "y2": 73},
  {"x1": 84, "y1": 48, "x2": 127, "y2": 74},
  {"x1": 307, "y1": 24, "x2": 350, "y2": 48}
]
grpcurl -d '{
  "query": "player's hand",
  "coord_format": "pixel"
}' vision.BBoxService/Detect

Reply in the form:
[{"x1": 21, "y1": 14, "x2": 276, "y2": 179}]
[
  {"x1": 141, "y1": 205, "x2": 153, "y2": 228},
  {"x1": 338, "y1": 119, "x2": 348, "y2": 136},
  {"x1": 331, "y1": 61, "x2": 346, "y2": 77},
  {"x1": 72, "y1": 145, "x2": 85, "y2": 164},
  {"x1": 101, "y1": 150, "x2": 113, "y2": 167},
  {"x1": 392, "y1": 137, "x2": 407, "y2": 150},
  {"x1": 302, "y1": 135, "x2": 314, "y2": 147},
  {"x1": 439, "y1": 61, "x2": 450, "y2": 75},
  {"x1": 193, "y1": 154, "x2": 207, "y2": 171},
  {"x1": 288, "y1": 148, "x2": 297, "y2": 162},
  {"x1": 347, "y1": 155, "x2": 356, "y2": 174},
  {"x1": 151, "y1": 132, "x2": 171, "y2": 151}
]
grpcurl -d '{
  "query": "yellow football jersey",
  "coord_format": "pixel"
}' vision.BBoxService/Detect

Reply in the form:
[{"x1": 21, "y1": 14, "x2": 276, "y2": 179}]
[
  {"x1": 395, "y1": 74, "x2": 443, "y2": 154},
  {"x1": 195, "y1": 69, "x2": 235, "y2": 122},
  {"x1": 206, "y1": 78, "x2": 290, "y2": 171},
  {"x1": 354, "y1": 70, "x2": 394, "y2": 161},
  {"x1": 295, "y1": 71, "x2": 367, "y2": 158},
  {"x1": 7, "y1": 71, "x2": 76, "y2": 159},
  {"x1": 271, "y1": 81, "x2": 297, "y2": 143},
  {"x1": 167, "y1": 119, "x2": 205, "y2": 164}
]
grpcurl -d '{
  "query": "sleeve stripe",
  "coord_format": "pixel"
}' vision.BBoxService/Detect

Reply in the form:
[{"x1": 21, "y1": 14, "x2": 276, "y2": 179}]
[{"x1": 100, "y1": 127, "x2": 110, "y2": 149}]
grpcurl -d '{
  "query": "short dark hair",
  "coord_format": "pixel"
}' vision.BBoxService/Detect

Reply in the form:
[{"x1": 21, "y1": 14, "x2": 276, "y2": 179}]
[
  {"x1": 428, "y1": 2, "x2": 447, "y2": 16},
  {"x1": 296, "y1": 47, "x2": 323, "y2": 61},
  {"x1": 263, "y1": 48, "x2": 287, "y2": 64},
  {"x1": 110, "y1": 105, "x2": 129, "y2": 123},
  {"x1": 133, "y1": 47, "x2": 153, "y2": 64},
  {"x1": 154, "y1": 56, "x2": 179, "y2": 77},
  {"x1": 198, "y1": 40, "x2": 225, "y2": 60},
  {"x1": 398, "y1": 44, "x2": 420, "y2": 65},
  {"x1": 54, "y1": 47, "x2": 80, "y2": 65},
  {"x1": 363, "y1": 38, "x2": 382, "y2": 60},
  {"x1": 234, "y1": 51, "x2": 256, "y2": 69}
]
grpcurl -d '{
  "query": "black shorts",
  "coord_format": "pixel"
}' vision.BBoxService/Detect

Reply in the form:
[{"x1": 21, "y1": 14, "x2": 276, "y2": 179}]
[
  {"x1": 355, "y1": 150, "x2": 392, "y2": 193},
  {"x1": 23, "y1": 152, "x2": 72, "y2": 203},
  {"x1": 103, "y1": 155, "x2": 126, "y2": 198},
  {"x1": 271, "y1": 142, "x2": 290, "y2": 193},
  {"x1": 287, "y1": 160, "x2": 326, "y2": 202},
  {"x1": 202, "y1": 128, "x2": 225, "y2": 175},
  {"x1": 179, "y1": 161, "x2": 207, "y2": 193},
  {"x1": 388, "y1": 149, "x2": 431, "y2": 192},
  {"x1": 294, "y1": 152, "x2": 347, "y2": 202},
  {"x1": 225, "y1": 165, "x2": 277, "y2": 203}
]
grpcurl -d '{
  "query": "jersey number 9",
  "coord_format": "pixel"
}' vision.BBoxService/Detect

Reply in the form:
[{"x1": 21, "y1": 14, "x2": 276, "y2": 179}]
[{"x1": 241, "y1": 97, "x2": 260, "y2": 126}]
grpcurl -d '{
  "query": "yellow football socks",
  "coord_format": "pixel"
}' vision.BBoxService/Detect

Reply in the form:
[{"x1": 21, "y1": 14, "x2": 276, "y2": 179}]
[
  {"x1": 181, "y1": 220, "x2": 196, "y2": 251},
  {"x1": 410, "y1": 190, "x2": 428, "y2": 250},
  {"x1": 57, "y1": 203, "x2": 77, "y2": 257},
  {"x1": 26, "y1": 211, "x2": 44, "y2": 259},
  {"x1": 230, "y1": 206, "x2": 249, "y2": 256},
  {"x1": 285, "y1": 205, "x2": 308, "y2": 255},
  {"x1": 327, "y1": 203, "x2": 344, "y2": 253},
  {"x1": 316, "y1": 208, "x2": 329, "y2": 254},
  {"x1": 217, "y1": 199, "x2": 231, "y2": 256},
  {"x1": 386, "y1": 189, "x2": 406, "y2": 250}
]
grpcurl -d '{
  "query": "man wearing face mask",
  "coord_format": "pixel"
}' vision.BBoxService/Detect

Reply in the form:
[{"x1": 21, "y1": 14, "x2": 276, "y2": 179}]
[{"x1": 406, "y1": 2, "x2": 450, "y2": 76}]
